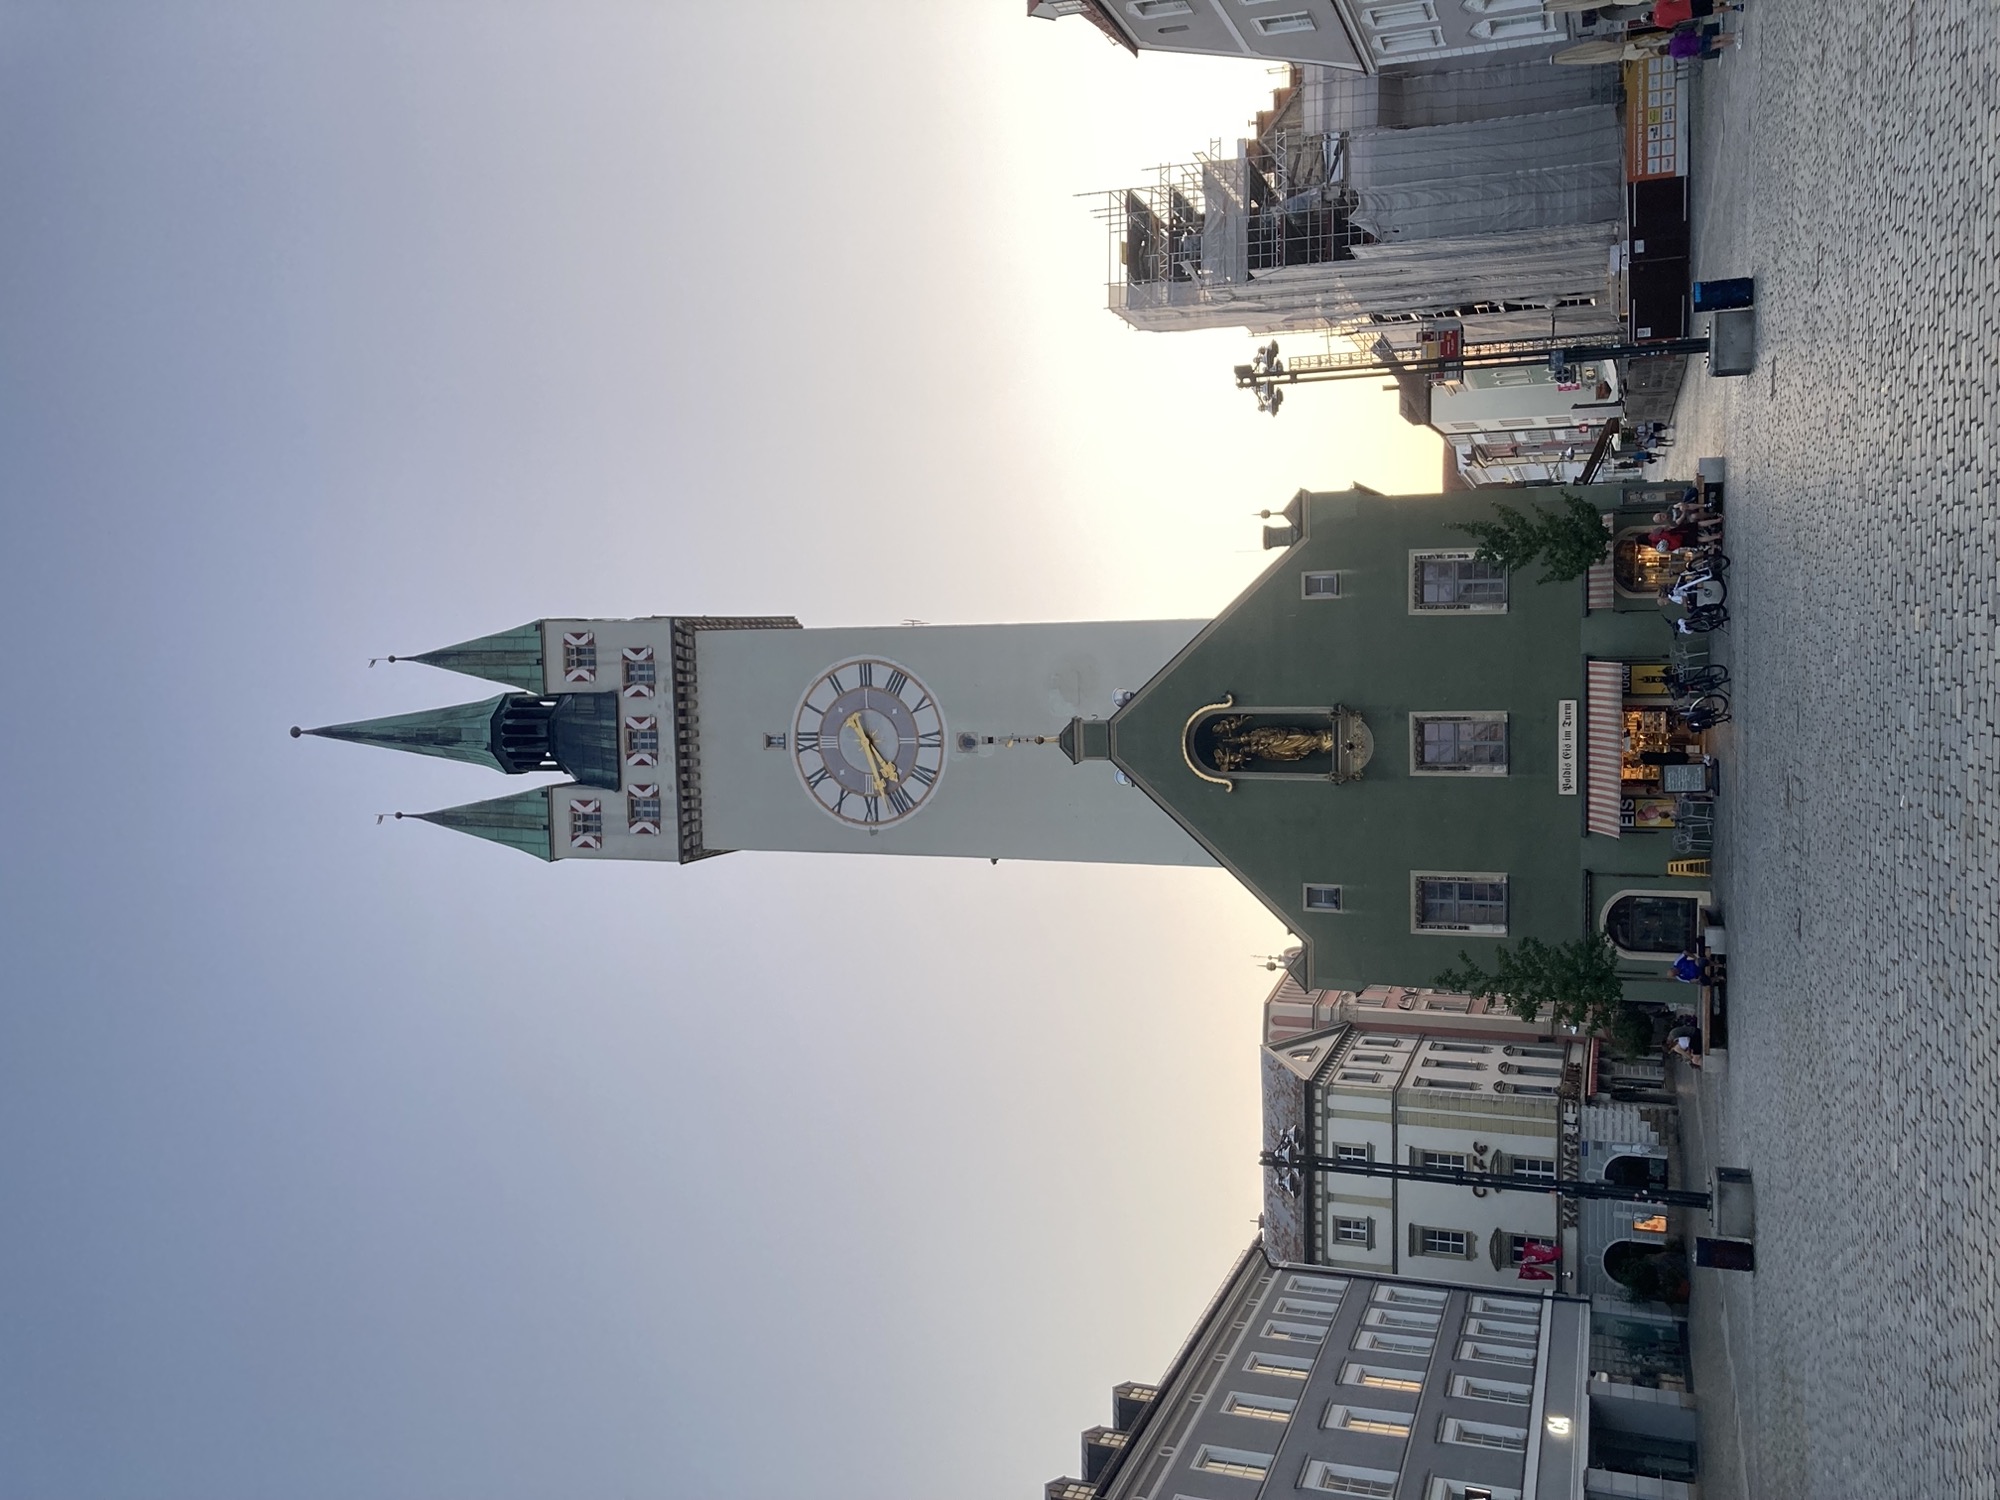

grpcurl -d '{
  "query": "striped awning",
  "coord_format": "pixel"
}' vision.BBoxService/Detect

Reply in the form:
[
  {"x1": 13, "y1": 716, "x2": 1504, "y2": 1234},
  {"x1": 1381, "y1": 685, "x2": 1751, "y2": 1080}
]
[
  {"x1": 1585, "y1": 659, "x2": 1625, "y2": 837},
  {"x1": 1585, "y1": 561, "x2": 1615, "y2": 611}
]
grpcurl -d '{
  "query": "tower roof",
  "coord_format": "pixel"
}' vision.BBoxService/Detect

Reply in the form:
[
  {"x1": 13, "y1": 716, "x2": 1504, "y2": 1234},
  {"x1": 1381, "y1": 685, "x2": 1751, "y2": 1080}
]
[
  {"x1": 295, "y1": 697, "x2": 509, "y2": 772},
  {"x1": 407, "y1": 787, "x2": 553, "y2": 861},
  {"x1": 404, "y1": 623, "x2": 545, "y2": 693}
]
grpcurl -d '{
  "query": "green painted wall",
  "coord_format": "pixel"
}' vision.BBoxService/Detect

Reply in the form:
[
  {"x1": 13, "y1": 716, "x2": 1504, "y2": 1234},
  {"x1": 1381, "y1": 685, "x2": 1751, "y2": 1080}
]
[{"x1": 1108, "y1": 485, "x2": 1698, "y2": 993}]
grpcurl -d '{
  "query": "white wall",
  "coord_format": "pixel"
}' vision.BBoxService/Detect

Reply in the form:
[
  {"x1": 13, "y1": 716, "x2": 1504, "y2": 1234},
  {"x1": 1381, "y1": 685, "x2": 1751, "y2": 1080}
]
[{"x1": 695, "y1": 621, "x2": 1215, "y2": 865}]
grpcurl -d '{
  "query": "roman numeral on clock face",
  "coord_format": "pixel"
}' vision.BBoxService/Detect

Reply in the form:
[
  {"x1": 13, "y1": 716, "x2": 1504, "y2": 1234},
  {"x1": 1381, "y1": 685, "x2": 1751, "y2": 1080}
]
[{"x1": 794, "y1": 657, "x2": 946, "y2": 828}]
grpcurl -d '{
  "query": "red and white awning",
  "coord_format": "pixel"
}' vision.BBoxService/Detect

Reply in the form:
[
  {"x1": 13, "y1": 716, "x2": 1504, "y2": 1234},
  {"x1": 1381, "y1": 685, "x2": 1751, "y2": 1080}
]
[
  {"x1": 1585, "y1": 561, "x2": 1615, "y2": 611},
  {"x1": 1585, "y1": 659, "x2": 1625, "y2": 837}
]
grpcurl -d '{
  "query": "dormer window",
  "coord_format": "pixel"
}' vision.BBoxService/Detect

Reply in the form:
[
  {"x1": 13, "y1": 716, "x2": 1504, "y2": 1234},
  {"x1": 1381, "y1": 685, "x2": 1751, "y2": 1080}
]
[
  {"x1": 567, "y1": 799, "x2": 603, "y2": 850},
  {"x1": 625, "y1": 716, "x2": 659, "y2": 768},
  {"x1": 627, "y1": 786, "x2": 662, "y2": 835},
  {"x1": 621, "y1": 646, "x2": 656, "y2": 699}
]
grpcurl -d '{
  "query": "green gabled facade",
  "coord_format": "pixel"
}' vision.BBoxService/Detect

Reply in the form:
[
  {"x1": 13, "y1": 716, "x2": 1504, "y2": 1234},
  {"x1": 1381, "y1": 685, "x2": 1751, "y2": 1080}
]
[{"x1": 1079, "y1": 485, "x2": 1705, "y2": 1000}]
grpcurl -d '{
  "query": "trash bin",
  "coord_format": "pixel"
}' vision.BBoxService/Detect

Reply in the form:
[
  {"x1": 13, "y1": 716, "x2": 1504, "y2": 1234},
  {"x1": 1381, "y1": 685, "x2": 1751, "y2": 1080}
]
[{"x1": 1692, "y1": 277, "x2": 1756, "y2": 312}]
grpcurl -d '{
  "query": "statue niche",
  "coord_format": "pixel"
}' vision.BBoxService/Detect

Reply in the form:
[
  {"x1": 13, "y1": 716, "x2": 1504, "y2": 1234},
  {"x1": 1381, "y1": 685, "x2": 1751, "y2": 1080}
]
[{"x1": 1183, "y1": 699, "x2": 1373, "y2": 789}]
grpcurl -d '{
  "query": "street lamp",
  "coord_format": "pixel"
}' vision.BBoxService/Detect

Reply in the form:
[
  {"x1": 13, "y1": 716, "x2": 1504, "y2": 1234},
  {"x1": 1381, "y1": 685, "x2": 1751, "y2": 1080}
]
[{"x1": 1260, "y1": 1125, "x2": 1711, "y2": 1210}]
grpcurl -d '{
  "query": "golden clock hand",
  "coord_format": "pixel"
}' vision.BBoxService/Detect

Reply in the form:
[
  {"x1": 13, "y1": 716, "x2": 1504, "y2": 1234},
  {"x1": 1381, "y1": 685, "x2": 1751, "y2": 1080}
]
[
  {"x1": 845, "y1": 712, "x2": 900, "y2": 784},
  {"x1": 844, "y1": 713, "x2": 893, "y2": 795}
]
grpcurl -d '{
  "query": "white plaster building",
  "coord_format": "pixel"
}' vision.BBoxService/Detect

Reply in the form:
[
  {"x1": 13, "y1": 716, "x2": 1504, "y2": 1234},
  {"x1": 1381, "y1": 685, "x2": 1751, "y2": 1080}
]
[{"x1": 1030, "y1": 0, "x2": 1576, "y2": 75}]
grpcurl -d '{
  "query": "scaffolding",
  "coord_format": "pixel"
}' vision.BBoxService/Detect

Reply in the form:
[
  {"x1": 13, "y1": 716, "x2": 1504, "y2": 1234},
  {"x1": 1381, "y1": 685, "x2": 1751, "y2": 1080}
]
[{"x1": 1094, "y1": 68, "x2": 1626, "y2": 347}]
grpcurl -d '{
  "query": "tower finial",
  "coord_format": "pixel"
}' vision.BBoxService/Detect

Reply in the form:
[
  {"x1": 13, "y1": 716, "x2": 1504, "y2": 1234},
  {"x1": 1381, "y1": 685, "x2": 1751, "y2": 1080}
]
[{"x1": 289, "y1": 726, "x2": 302, "y2": 738}]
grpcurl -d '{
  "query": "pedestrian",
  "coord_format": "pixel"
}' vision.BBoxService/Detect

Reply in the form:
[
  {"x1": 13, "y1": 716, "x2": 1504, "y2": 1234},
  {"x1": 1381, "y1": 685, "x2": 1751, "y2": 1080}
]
[
  {"x1": 1671, "y1": 950, "x2": 1704, "y2": 983},
  {"x1": 1667, "y1": 22, "x2": 1738, "y2": 59},
  {"x1": 1668, "y1": 1029, "x2": 1704, "y2": 1067},
  {"x1": 1649, "y1": 521, "x2": 1697, "y2": 551},
  {"x1": 1648, "y1": 0, "x2": 1741, "y2": 25}
]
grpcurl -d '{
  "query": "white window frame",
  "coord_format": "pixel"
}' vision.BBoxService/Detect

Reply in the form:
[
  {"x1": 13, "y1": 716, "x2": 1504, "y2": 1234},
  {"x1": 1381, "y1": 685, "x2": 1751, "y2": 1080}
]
[
  {"x1": 1361, "y1": 0, "x2": 1436, "y2": 22},
  {"x1": 1302, "y1": 570, "x2": 1344, "y2": 599},
  {"x1": 1373, "y1": 22, "x2": 1446, "y2": 51},
  {"x1": 1333, "y1": 1215, "x2": 1374, "y2": 1246},
  {"x1": 1256, "y1": 10, "x2": 1318, "y2": 31},
  {"x1": 1470, "y1": 1295, "x2": 1540, "y2": 1316},
  {"x1": 1451, "y1": 1374, "x2": 1533, "y2": 1405},
  {"x1": 1275, "y1": 1296, "x2": 1342, "y2": 1319},
  {"x1": 1323, "y1": 1403, "x2": 1414, "y2": 1437},
  {"x1": 1409, "y1": 548, "x2": 1509, "y2": 614},
  {"x1": 1304, "y1": 882, "x2": 1345, "y2": 912},
  {"x1": 1441, "y1": 1416, "x2": 1529, "y2": 1451},
  {"x1": 1302, "y1": 1461, "x2": 1398, "y2": 1497},
  {"x1": 1373, "y1": 1283, "x2": 1447, "y2": 1306},
  {"x1": 1426, "y1": 1482, "x2": 1523, "y2": 1500},
  {"x1": 1410, "y1": 711, "x2": 1509, "y2": 775},
  {"x1": 1246, "y1": 1350, "x2": 1314, "y2": 1379},
  {"x1": 1286, "y1": 1274, "x2": 1350, "y2": 1296},
  {"x1": 1193, "y1": 1445, "x2": 1272, "y2": 1481},
  {"x1": 1365, "y1": 1307, "x2": 1441, "y2": 1332},
  {"x1": 1458, "y1": 1339, "x2": 1536, "y2": 1366},
  {"x1": 1412, "y1": 872, "x2": 1509, "y2": 935},
  {"x1": 1127, "y1": 0, "x2": 1193, "y2": 13},
  {"x1": 1414, "y1": 1225, "x2": 1474, "y2": 1258},
  {"x1": 1264, "y1": 1318, "x2": 1328, "y2": 1343},
  {"x1": 1354, "y1": 1330, "x2": 1434, "y2": 1355},
  {"x1": 1510, "y1": 1155, "x2": 1557, "y2": 1183},
  {"x1": 1340, "y1": 1362, "x2": 1424, "y2": 1394},
  {"x1": 1465, "y1": 1317, "x2": 1539, "y2": 1342},
  {"x1": 1469, "y1": 11, "x2": 1555, "y2": 37},
  {"x1": 1223, "y1": 1390, "x2": 1298, "y2": 1423}
]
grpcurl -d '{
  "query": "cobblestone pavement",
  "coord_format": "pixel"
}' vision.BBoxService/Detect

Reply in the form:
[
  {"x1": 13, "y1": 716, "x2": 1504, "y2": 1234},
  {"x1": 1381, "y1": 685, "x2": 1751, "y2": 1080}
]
[{"x1": 1665, "y1": 4, "x2": 2000, "y2": 1496}]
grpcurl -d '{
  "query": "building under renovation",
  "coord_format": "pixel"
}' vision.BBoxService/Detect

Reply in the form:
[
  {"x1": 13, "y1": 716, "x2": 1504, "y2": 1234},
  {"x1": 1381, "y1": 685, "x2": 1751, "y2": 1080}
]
[{"x1": 1100, "y1": 63, "x2": 1627, "y2": 347}]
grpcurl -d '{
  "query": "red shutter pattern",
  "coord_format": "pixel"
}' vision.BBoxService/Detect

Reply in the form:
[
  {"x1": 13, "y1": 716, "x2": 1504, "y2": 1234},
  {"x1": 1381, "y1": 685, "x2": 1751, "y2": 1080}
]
[
  {"x1": 568, "y1": 798, "x2": 603, "y2": 850},
  {"x1": 628, "y1": 785, "x2": 661, "y2": 836},
  {"x1": 624, "y1": 715, "x2": 658, "y2": 768},
  {"x1": 622, "y1": 644, "x2": 656, "y2": 699}
]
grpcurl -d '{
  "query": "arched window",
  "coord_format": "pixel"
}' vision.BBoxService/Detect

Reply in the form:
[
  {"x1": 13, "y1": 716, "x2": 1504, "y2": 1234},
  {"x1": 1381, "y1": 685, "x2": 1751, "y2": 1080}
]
[
  {"x1": 1605, "y1": 894, "x2": 1699, "y2": 954},
  {"x1": 1182, "y1": 698, "x2": 1373, "y2": 790}
]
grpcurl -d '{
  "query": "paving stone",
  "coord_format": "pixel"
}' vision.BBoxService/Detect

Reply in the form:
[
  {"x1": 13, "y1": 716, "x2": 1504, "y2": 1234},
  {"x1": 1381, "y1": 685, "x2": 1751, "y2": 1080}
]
[{"x1": 1662, "y1": 2, "x2": 2000, "y2": 1493}]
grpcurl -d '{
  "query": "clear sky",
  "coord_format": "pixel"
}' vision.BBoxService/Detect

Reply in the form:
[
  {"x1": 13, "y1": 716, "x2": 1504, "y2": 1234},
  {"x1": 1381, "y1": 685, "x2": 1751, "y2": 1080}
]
[{"x1": 0, "y1": 6, "x2": 1441, "y2": 1497}]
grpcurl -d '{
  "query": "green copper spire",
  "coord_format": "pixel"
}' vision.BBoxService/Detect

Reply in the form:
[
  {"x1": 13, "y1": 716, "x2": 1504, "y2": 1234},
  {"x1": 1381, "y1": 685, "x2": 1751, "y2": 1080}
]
[
  {"x1": 403, "y1": 788, "x2": 553, "y2": 861},
  {"x1": 294, "y1": 697, "x2": 509, "y2": 772},
  {"x1": 401, "y1": 622, "x2": 545, "y2": 694}
]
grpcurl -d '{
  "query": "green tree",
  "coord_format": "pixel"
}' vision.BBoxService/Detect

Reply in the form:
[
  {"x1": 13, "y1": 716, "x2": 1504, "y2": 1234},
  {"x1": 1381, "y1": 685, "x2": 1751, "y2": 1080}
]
[
  {"x1": 1435, "y1": 932, "x2": 1651, "y2": 1055},
  {"x1": 1452, "y1": 491, "x2": 1610, "y2": 584}
]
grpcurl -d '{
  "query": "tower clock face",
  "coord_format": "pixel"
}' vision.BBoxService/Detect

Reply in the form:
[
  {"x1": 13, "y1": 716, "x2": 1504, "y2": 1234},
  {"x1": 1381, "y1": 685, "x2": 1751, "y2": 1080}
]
[{"x1": 792, "y1": 657, "x2": 947, "y2": 827}]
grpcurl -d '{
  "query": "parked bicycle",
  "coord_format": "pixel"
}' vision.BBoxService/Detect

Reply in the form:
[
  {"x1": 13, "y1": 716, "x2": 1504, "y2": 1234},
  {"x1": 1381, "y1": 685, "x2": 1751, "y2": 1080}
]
[
  {"x1": 1662, "y1": 664, "x2": 1730, "y2": 700},
  {"x1": 1681, "y1": 693, "x2": 1731, "y2": 731},
  {"x1": 1674, "y1": 604, "x2": 1730, "y2": 634}
]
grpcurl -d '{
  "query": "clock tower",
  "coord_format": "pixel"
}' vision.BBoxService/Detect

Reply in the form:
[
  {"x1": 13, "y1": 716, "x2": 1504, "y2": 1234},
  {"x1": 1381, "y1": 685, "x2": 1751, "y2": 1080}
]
[{"x1": 297, "y1": 614, "x2": 1212, "y2": 868}]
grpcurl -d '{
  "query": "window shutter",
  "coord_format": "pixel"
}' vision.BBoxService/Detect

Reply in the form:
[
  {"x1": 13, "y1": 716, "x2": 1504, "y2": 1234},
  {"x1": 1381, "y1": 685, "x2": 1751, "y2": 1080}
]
[
  {"x1": 627, "y1": 786, "x2": 660, "y2": 836},
  {"x1": 622, "y1": 644, "x2": 656, "y2": 699},
  {"x1": 567, "y1": 799, "x2": 603, "y2": 850},
  {"x1": 624, "y1": 715, "x2": 658, "y2": 768},
  {"x1": 1408, "y1": 1224, "x2": 1421, "y2": 1257}
]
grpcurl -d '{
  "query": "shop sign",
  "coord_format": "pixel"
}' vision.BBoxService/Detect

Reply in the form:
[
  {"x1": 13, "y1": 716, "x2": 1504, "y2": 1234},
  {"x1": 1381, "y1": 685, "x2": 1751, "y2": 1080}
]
[
  {"x1": 1557, "y1": 699, "x2": 1579, "y2": 795},
  {"x1": 1420, "y1": 321, "x2": 1464, "y2": 385}
]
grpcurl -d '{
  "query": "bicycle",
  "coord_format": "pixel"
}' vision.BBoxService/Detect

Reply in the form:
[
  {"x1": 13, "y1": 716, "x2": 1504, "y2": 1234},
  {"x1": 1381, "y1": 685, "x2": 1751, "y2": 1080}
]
[
  {"x1": 1681, "y1": 693, "x2": 1731, "y2": 731},
  {"x1": 1674, "y1": 604, "x2": 1730, "y2": 634},
  {"x1": 1662, "y1": 664, "x2": 1730, "y2": 700}
]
